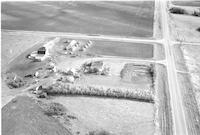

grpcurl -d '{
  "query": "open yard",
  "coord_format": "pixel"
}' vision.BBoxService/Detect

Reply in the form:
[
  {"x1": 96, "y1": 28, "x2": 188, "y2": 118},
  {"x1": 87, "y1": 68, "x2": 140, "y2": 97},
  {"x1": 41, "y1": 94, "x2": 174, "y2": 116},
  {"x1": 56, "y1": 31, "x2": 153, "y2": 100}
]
[{"x1": 1, "y1": 1, "x2": 155, "y2": 37}]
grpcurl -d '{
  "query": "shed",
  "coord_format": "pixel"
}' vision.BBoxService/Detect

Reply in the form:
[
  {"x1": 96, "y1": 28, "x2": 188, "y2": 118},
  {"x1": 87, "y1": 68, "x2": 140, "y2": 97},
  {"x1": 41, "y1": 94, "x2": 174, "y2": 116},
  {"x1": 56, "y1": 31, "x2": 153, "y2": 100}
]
[{"x1": 37, "y1": 47, "x2": 46, "y2": 54}]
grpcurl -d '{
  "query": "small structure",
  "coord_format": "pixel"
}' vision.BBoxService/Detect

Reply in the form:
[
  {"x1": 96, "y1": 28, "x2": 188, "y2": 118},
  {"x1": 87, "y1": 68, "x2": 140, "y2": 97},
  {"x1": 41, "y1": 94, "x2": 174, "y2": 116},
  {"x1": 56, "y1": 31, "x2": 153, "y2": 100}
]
[
  {"x1": 83, "y1": 61, "x2": 103, "y2": 73},
  {"x1": 65, "y1": 40, "x2": 77, "y2": 51},
  {"x1": 82, "y1": 61, "x2": 110, "y2": 75},
  {"x1": 37, "y1": 47, "x2": 46, "y2": 54}
]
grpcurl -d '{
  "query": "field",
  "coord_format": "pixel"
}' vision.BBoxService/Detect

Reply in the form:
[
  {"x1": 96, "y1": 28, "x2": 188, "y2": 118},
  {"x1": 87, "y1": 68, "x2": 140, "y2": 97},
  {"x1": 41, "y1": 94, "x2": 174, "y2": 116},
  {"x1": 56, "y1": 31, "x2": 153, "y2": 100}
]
[
  {"x1": 173, "y1": 44, "x2": 188, "y2": 72},
  {"x1": 2, "y1": 96, "x2": 71, "y2": 135},
  {"x1": 169, "y1": 11, "x2": 200, "y2": 42},
  {"x1": 180, "y1": 45, "x2": 200, "y2": 111},
  {"x1": 172, "y1": 1, "x2": 200, "y2": 7},
  {"x1": 154, "y1": 64, "x2": 173, "y2": 135},
  {"x1": 53, "y1": 37, "x2": 165, "y2": 60},
  {"x1": 1, "y1": 31, "x2": 45, "y2": 71},
  {"x1": 173, "y1": 44, "x2": 200, "y2": 135},
  {"x1": 52, "y1": 96, "x2": 155, "y2": 135},
  {"x1": 1, "y1": 1, "x2": 155, "y2": 37},
  {"x1": 177, "y1": 73, "x2": 200, "y2": 135},
  {"x1": 86, "y1": 41, "x2": 153, "y2": 59}
]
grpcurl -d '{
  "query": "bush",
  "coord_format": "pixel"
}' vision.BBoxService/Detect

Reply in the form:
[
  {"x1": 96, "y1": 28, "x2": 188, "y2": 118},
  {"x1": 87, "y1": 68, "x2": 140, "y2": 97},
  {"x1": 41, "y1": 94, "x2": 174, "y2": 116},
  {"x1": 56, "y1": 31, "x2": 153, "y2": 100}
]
[
  {"x1": 44, "y1": 82, "x2": 154, "y2": 103},
  {"x1": 193, "y1": 10, "x2": 200, "y2": 16},
  {"x1": 88, "y1": 130, "x2": 111, "y2": 135},
  {"x1": 197, "y1": 27, "x2": 200, "y2": 32},
  {"x1": 169, "y1": 7, "x2": 184, "y2": 14},
  {"x1": 44, "y1": 102, "x2": 66, "y2": 116},
  {"x1": 4, "y1": 73, "x2": 25, "y2": 89}
]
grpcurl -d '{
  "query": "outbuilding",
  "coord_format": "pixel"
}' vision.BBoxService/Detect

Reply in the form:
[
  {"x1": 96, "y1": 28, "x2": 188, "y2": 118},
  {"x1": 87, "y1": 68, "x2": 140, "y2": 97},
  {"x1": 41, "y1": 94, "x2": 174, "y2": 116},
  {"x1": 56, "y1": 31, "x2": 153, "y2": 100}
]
[{"x1": 37, "y1": 47, "x2": 46, "y2": 54}]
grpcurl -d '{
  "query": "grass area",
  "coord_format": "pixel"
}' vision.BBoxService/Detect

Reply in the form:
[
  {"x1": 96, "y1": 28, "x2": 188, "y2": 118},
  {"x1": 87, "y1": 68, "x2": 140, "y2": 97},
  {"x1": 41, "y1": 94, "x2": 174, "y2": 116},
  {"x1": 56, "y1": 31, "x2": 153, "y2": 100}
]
[
  {"x1": 172, "y1": 1, "x2": 200, "y2": 7},
  {"x1": 120, "y1": 63, "x2": 154, "y2": 84},
  {"x1": 170, "y1": 14, "x2": 200, "y2": 42},
  {"x1": 88, "y1": 130, "x2": 111, "y2": 135},
  {"x1": 4, "y1": 37, "x2": 54, "y2": 78},
  {"x1": 54, "y1": 37, "x2": 164, "y2": 60},
  {"x1": 87, "y1": 41, "x2": 154, "y2": 59},
  {"x1": 173, "y1": 44, "x2": 188, "y2": 72},
  {"x1": 2, "y1": 96, "x2": 71, "y2": 135},
  {"x1": 2, "y1": 1, "x2": 154, "y2": 37},
  {"x1": 181, "y1": 45, "x2": 200, "y2": 112},
  {"x1": 1, "y1": 31, "x2": 44, "y2": 71},
  {"x1": 169, "y1": 6, "x2": 200, "y2": 16},
  {"x1": 154, "y1": 64, "x2": 173, "y2": 135},
  {"x1": 53, "y1": 96, "x2": 155, "y2": 135},
  {"x1": 177, "y1": 73, "x2": 200, "y2": 134}
]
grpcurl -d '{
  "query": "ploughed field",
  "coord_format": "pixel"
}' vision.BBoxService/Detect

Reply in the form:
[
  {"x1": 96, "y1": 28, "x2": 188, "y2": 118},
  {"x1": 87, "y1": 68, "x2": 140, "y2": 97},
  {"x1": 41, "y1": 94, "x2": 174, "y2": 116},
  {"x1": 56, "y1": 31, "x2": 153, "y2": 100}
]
[
  {"x1": 1, "y1": 1, "x2": 155, "y2": 37},
  {"x1": 1, "y1": 35, "x2": 170, "y2": 135}
]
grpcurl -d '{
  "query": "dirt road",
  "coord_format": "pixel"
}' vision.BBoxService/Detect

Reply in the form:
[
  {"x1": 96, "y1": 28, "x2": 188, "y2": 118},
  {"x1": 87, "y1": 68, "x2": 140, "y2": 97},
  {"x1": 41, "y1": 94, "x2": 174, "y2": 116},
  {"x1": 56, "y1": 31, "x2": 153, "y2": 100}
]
[{"x1": 159, "y1": 0, "x2": 188, "y2": 135}]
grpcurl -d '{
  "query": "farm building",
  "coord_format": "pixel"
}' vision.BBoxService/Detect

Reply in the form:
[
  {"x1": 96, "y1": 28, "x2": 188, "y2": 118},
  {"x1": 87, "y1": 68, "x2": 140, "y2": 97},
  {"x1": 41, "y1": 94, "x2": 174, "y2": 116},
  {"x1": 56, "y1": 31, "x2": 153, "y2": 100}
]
[{"x1": 37, "y1": 47, "x2": 46, "y2": 54}]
